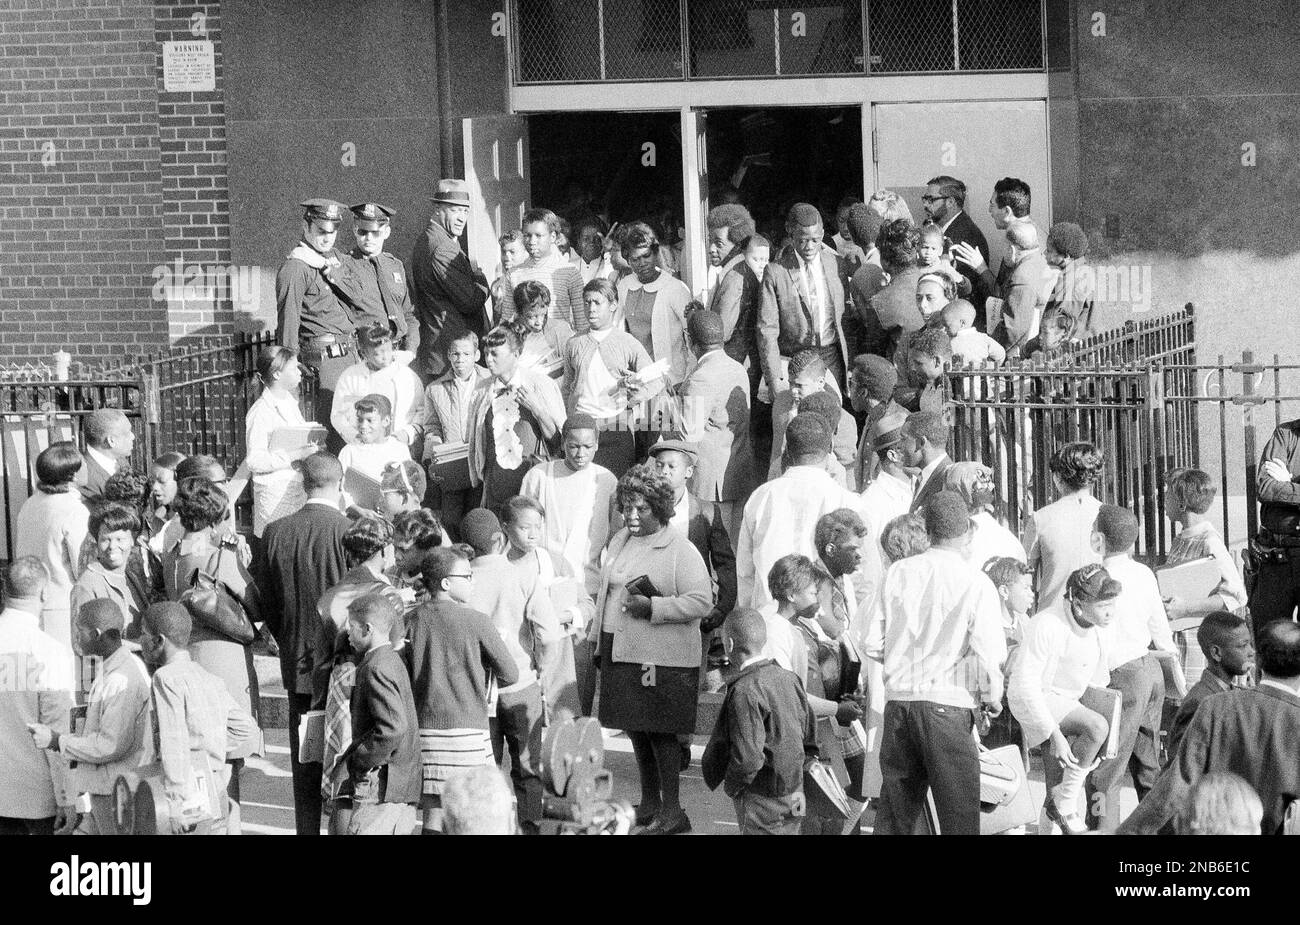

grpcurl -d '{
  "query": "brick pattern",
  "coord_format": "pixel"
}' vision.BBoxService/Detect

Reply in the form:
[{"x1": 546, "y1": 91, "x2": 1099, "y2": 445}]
[
  {"x1": 153, "y1": 1, "x2": 234, "y2": 342},
  {"x1": 0, "y1": 0, "x2": 169, "y2": 368}
]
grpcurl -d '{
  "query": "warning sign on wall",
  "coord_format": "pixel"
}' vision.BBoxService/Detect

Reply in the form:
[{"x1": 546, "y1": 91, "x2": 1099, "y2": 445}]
[{"x1": 162, "y1": 41, "x2": 216, "y2": 92}]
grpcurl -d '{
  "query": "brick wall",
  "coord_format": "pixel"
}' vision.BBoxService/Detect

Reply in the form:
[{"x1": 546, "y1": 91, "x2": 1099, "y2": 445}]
[
  {"x1": 153, "y1": 1, "x2": 235, "y2": 341},
  {"x1": 0, "y1": 0, "x2": 168, "y2": 369}
]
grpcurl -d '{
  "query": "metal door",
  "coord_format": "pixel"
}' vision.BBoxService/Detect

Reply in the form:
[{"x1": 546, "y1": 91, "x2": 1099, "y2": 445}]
[{"x1": 462, "y1": 114, "x2": 532, "y2": 277}]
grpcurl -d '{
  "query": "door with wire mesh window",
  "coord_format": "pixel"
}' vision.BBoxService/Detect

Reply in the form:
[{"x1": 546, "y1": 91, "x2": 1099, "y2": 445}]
[{"x1": 872, "y1": 100, "x2": 1050, "y2": 267}]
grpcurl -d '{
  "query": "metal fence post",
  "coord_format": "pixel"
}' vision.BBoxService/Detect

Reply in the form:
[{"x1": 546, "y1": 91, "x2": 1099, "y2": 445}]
[{"x1": 1238, "y1": 350, "x2": 1260, "y2": 540}]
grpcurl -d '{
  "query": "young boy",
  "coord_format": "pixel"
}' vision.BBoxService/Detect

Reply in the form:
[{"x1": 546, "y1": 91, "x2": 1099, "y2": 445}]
[
  {"x1": 421, "y1": 329, "x2": 492, "y2": 535},
  {"x1": 70, "y1": 500, "x2": 150, "y2": 633},
  {"x1": 916, "y1": 224, "x2": 971, "y2": 297},
  {"x1": 1087, "y1": 503, "x2": 1178, "y2": 830},
  {"x1": 461, "y1": 507, "x2": 551, "y2": 828},
  {"x1": 520, "y1": 414, "x2": 618, "y2": 596},
  {"x1": 1023, "y1": 311, "x2": 1074, "y2": 361},
  {"x1": 490, "y1": 229, "x2": 529, "y2": 325},
  {"x1": 895, "y1": 325, "x2": 951, "y2": 414},
  {"x1": 511, "y1": 280, "x2": 574, "y2": 376},
  {"x1": 405, "y1": 548, "x2": 518, "y2": 833},
  {"x1": 1166, "y1": 611, "x2": 1254, "y2": 758},
  {"x1": 983, "y1": 556, "x2": 1035, "y2": 652},
  {"x1": 339, "y1": 394, "x2": 412, "y2": 511},
  {"x1": 330, "y1": 322, "x2": 425, "y2": 448},
  {"x1": 767, "y1": 349, "x2": 856, "y2": 480},
  {"x1": 942, "y1": 299, "x2": 1006, "y2": 366},
  {"x1": 342, "y1": 592, "x2": 422, "y2": 835},
  {"x1": 467, "y1": 325, "x2": 567, "y2": 513},
  {"x1": 500, "y1": 496, "x2": 594, "y2": 720},
  {"x1": 560, "y1": 279, "x2": 662, "y2": 477},
  {"x1": 137, "y1": 601, "x2": 258, "y2": 834},
  {"x1": 702, "y1": 608, "x2": 815, "y2": 835},
  {"x1": 1007, "y1": 564, "x2": 1118, "y2": 835},
  {"x1": 796, "y1": 390, "x2": 853, "y2": 487}
]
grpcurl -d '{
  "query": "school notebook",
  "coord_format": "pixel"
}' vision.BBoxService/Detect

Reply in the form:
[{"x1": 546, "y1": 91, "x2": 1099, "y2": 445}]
[
  {"x1": 1156, "y1": 557, "x2": 1222, "y2": 631},
  {"x1": 1080, "y1": 685, "x2": 1122, "y2": 760}
]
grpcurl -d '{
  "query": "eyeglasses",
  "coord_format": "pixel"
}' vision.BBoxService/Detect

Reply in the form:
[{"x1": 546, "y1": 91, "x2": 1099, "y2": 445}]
[
  {"x1": 446, "y1": 572, "x2": 474, "y2": 581},
  {"x1": 921, "y1": 194, "x2": 949, "y2": 204}
]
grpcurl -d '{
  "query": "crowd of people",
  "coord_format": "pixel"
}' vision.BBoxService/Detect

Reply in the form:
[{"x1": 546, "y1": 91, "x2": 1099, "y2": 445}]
[{"x1": 3, "y1": 171, "x2": 1298, "y2": 838}]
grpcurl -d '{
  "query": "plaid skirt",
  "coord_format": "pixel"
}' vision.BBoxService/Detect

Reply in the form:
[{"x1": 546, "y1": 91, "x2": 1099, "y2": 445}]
[{"x1": 418, "y1": 728, "x2": 493, "y2": 796}]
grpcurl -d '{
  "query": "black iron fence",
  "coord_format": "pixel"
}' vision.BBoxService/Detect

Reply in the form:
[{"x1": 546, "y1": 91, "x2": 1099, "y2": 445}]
[
  {"x1": 945, "y1": 306, "x2": 1201, "y2": 562},
  {"x1": 0, "y1": 332, "x2": 315, "y2": 560}
]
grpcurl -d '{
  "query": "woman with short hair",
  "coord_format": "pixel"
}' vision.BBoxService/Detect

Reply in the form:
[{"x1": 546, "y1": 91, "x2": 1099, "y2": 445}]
[
  {"x1": 13, "y1": 441, "x2": 89, "y2": 650},
  {"x1": 589, "y1": 464, "x2": 712, "y2": 834}
]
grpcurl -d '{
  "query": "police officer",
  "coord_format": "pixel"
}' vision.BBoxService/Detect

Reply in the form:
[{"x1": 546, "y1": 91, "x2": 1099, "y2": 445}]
[
  {"x1": 338, "y1": 203, "x2": 417, "y2": 354},
  {"x1": 276, "y1": 198, "x2": 357, "y2": 442},
  {"x1": 1251, "y1": 420, "x2": 1300, "y2": 636}
]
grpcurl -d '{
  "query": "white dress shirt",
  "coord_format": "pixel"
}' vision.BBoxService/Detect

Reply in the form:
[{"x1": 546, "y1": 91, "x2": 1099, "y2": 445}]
[
  {"x1": 1097, "y1": 554, "x2": 1178, "y2": 670},
  {"x1": 737, "y1": 464, "x2": 878, "y2": 610},
  {"x1": 861, "y1": 469, "x2": 914, "y2": 557},
  {"x1": 969, "y1": 510, "x2": 1028, "y2": 569},
  {"x1": 0, "y1": 606, "x2": 75, "y2": 818},
  {"x1": 862, "y1": 546, "x2": 1006, "y2": 709},
  {"x1": 800, "y1": 252, "x2": 835, "y2": 345}
]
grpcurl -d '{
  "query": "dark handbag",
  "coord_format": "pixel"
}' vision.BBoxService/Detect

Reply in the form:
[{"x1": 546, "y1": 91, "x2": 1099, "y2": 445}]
[{"x1": 179, "y1": 537, "x2": 256, "y2": 644}]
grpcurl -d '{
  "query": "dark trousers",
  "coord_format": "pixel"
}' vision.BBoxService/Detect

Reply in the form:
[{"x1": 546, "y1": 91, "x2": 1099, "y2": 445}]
[
  {"x1": 593, "y1": 429, "x2": 637, "y2": 480},
  {"x1": 490, "y1": 681, "x2": 545, "y2": 826},
  {"x1": 288, "y1": 691, "x2": 323, "y2": 835},
  {"x1": 875, "y1": 700, "x2": 979, "y2": 835},
  {"x1": 1247, "y1": 554, "x2": 1300, "y2": 638},
  {"x1": 0, "y1": 816, "x2": 55, "y2": 835},
  {"x1": 1086, "y1": 653, "x2": 1164, "y2": 830},
  {"x1": 434, "y1": 486, "x2": 477, "y2": 541},
  {"x1": 733, "y1": 791, "x2": 803, "y2": 835},
  {"x1": 302, "y1": 348, "x2": 355, "y2": 455}
]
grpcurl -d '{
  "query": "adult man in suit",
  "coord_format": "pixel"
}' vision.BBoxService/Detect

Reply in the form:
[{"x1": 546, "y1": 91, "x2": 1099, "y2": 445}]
[
  {"x1": 904, "y1": 411, "x2": 953, "y2": 513},
  {"x1": 922, "y1": 176, "x2": 990, "y2": 328},
  {"x1": 1117, "y1": 619, "x2": 1300, "y2": 835},
  {"x1": 648, "y1": 439, "x2": 735, "y2": 693},
  {"x1": 757, "y1": 203, "x2": 851, "y2": 396},
  {"x1": 952, "y1": 178, "x2": 1047, "y2": 353},
  {"x1": 337, "y1": 203, "x2": 416, "y2": 352},
  {"x1": 411, "y1": 180, "x2": 490, "y2": 382},
  {"x1": 342, "y1": 592, "x2": 420, "y2": 835},
  {"x1": 79, "y1": 408, "x2": 135, "y2": 499},
  {"x1": 259, "y1": 451, "x2": 350, "y2": 835},
  {"x1": 676, "y1": 309, "x2": 754, "y2": 550}
]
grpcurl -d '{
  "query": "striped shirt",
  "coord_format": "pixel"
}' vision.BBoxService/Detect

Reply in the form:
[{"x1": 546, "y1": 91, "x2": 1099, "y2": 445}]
[{"x1": 509, "y1": 252, "x2": 588, "y2": 334}]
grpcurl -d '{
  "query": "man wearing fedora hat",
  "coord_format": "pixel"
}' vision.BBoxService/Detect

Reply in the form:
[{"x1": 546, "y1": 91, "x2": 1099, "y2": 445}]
[
  {"x1": 411, "y1": 180, "x2": 490, "y2": 381},
  {"x1": 337, "y1": 203, "x2": 415, "y2": 350},
  {"x1": 277, "y1": 198, "x2": 360, "y2": 433},
  {"x1": 860, "y1": 403, "x2": 915, "y2": 543}
]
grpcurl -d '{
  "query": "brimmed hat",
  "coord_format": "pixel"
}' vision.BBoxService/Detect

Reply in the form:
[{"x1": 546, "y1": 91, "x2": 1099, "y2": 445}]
[
  {"x1": 868, "y1": 402, "x2": 909, "y2": 452},
  {"x1": 350, "y1": 202, "x2": 394, "y2": 230},
  {"x1": 431, "y1": 179, "x2": 471, "y2": 205},
  {"x1": 647, "y1": 438, "x2": 699, "y2": 463},
  {"x1": 301, "y1": 198, "x2": 344, "y2": 224}
]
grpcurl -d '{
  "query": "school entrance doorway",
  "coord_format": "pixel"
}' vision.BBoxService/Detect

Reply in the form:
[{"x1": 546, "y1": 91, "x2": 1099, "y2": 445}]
[{"x1": 460, "y1": 97, "x2": 1047, "y2": 291}]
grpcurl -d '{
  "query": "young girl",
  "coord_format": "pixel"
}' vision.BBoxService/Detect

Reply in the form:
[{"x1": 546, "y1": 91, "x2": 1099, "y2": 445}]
[
  {"x1": 510, "y1": 280, "x2": 573, "y2": 376},
  {"x1": 560, "y1": 278, "x2": 664, "y2": 477},
  {"x1": 501, "y1": 495, "x2": 594, "y2": 721},
  {"x1": 330, "y1": 322, "x2": 425, "y2": 449},
  {"x1": 339, "y1": 394, "x2": 412, "y2": 512},
  {"x1": 243, "y1": 346, "x2": 318, "y2": 538}
]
